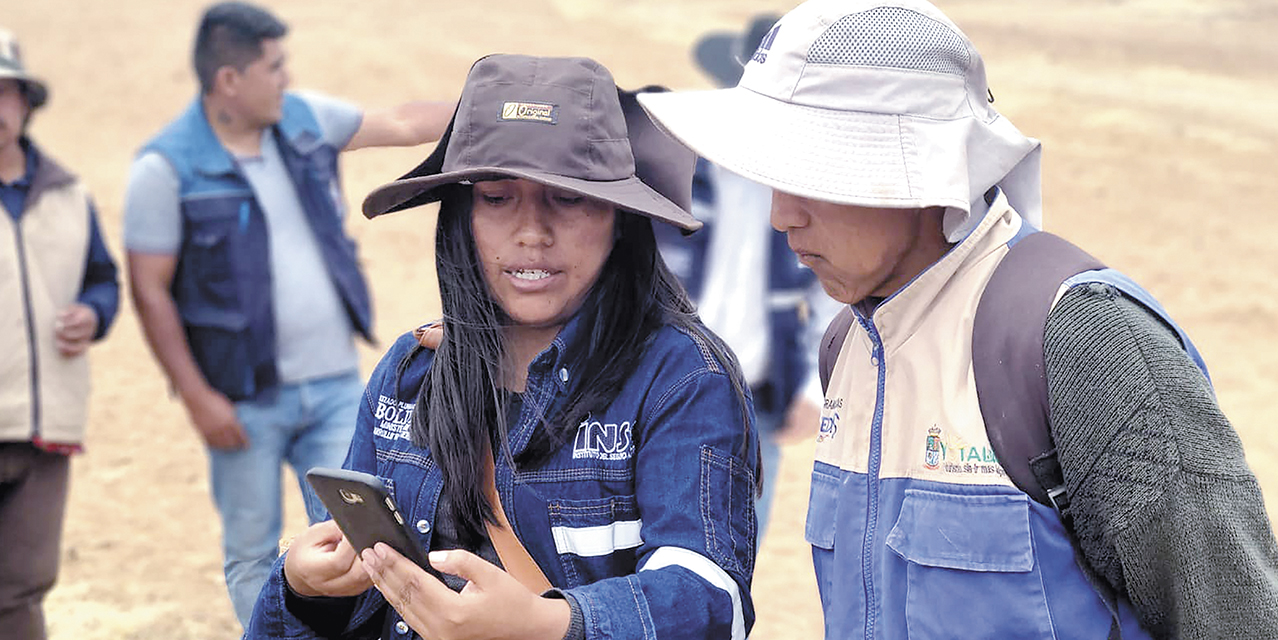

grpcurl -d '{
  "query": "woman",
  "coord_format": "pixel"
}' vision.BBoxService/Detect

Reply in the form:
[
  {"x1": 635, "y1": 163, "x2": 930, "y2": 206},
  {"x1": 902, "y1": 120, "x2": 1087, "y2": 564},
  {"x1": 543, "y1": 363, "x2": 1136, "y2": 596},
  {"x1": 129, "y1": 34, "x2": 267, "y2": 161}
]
[{"x1": 245, "y1": 54, "x2": 759, "y2": 640}]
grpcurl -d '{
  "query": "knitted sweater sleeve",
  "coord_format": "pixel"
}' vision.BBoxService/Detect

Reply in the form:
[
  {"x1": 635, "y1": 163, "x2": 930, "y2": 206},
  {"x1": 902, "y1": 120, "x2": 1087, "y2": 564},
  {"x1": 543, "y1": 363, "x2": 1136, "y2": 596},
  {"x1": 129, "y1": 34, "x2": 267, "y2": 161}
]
[{"x1": 1044, "y1": 282, "x2": 1278, "y2": 640}]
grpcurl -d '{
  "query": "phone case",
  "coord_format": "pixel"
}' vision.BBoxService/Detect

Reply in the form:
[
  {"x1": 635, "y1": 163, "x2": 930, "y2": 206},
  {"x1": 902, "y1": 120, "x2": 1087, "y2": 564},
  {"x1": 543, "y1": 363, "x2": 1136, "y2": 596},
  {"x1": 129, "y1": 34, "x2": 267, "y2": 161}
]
[{"x1": 305, "y1": 467, "x2": 432, "y2": 570}]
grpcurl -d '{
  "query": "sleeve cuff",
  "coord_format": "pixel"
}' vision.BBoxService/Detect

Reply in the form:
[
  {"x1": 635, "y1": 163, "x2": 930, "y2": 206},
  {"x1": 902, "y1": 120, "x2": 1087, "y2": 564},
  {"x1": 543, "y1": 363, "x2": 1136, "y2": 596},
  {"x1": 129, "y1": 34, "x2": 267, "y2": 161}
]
[
  {"x1": 282, "y1": 569, "x2": 359, "y2": 636},
  {"x1": 543, "y1": 588, "x2": 586, "y2": 640}
]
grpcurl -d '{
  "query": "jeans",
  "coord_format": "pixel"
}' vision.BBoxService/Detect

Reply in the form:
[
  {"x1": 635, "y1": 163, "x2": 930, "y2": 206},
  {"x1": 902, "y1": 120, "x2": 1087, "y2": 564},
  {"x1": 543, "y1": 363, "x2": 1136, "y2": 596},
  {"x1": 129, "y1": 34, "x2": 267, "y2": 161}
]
[{"x1": 209, "y1": 371, "x2": 362, "y2": 629}]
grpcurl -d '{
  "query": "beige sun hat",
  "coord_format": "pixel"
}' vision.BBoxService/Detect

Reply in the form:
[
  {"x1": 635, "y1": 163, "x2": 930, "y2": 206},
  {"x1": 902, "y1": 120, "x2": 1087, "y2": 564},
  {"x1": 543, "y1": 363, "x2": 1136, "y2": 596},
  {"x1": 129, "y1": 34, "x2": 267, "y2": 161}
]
[
  {"x1": 0, "y1": 28, "x2": 49, "y2": 110},
  {"x1": 638, "y1": 0, "x2": 1043, "y2": 240}
]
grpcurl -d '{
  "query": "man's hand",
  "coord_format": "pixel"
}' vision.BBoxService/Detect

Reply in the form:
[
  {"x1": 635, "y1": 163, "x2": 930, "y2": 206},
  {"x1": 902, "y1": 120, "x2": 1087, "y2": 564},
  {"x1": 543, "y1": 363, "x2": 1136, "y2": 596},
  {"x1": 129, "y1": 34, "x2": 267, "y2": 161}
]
[
  {"x1": 361, "y1": 545, "x2": 570, "y2": 640},
  {"x1": 182, "y1": 385, "x2": 248, "y2": 450},
  {"x1": 54, "y1": 303, "x2": 99, "y2": 357}
]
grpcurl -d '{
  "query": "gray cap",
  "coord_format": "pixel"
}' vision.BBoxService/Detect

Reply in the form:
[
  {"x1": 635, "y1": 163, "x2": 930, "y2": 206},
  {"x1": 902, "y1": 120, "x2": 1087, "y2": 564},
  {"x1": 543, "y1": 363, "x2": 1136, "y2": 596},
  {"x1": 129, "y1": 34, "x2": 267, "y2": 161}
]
[
  {"x1": 693, "y1": 14, "x2": 782, "y2": 88},
  {"x1": 0, "y1": 28, "x2": 48, "y2": 110},
  {"x1": 363, "y1": 54, "x2": 700, "y2": 232}
]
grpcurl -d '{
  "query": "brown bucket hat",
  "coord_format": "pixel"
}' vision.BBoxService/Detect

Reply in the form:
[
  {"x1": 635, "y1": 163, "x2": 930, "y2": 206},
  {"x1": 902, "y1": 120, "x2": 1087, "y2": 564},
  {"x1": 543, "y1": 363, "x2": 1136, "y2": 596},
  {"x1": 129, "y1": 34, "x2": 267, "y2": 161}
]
[
  {"x1": 0, "y1": 28, "x2": 49, "y2": 110},
  {"x1": 362, "y1": 54, "x2": 700, "y2": 232}
]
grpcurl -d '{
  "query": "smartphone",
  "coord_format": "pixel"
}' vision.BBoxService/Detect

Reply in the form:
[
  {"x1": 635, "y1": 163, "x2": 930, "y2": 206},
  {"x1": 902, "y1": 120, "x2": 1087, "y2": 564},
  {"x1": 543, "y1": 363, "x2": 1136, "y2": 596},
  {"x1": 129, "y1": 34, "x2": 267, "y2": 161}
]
[{"x1": 305, "y1": 467, "x2": 432, "y2": 570}]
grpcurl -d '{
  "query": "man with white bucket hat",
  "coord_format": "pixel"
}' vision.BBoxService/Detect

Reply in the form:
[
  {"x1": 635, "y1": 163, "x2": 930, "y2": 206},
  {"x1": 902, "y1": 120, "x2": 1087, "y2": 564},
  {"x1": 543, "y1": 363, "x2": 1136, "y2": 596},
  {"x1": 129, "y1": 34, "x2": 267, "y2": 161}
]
[{"x1": 640, "y1": 0, "x2": 1278, "y2": 638}]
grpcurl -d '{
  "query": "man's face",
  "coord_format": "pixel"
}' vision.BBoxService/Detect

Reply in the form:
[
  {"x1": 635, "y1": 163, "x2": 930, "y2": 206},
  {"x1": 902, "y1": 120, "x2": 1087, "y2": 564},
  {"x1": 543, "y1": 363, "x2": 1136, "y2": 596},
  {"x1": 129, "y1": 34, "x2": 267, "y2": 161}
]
[
  {"x1": 0, "y1": 79, "x2": 30, "y2": 153},
  {"x1": 771, "y1": 189, "x2": 942, "y2": 305},
  {"x1": 226, "y1": 38, "x2": 289, "y2": 127}
]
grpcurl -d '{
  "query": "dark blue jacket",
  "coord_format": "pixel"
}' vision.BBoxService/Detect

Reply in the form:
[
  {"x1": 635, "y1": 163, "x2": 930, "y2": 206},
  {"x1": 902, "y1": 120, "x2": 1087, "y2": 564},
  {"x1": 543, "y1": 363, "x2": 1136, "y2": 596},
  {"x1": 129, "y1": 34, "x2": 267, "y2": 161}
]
[
  {"x1": 141, "y1": 96, "x2": 372, "y2": 400},
  {"x1": 247, "y1": 312, "x2": 759, "y2": 640}
]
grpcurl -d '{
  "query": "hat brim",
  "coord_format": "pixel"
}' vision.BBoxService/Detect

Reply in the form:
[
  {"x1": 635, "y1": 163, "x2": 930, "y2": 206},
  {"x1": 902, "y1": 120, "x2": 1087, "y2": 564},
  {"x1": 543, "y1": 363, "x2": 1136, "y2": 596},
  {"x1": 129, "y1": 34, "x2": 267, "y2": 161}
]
[
  {"x1": 638, "y1": 86, "x2": 980, "y2": 211},
  {"x1": 0, "y1": 71, "x2": 48, "y2": 110},
  {"x1": 363, "y1": 166, "x2": 701, "y2": 232},
  {"x1": 639, "y1": 86, "x2": 1043, "y2": 225}
]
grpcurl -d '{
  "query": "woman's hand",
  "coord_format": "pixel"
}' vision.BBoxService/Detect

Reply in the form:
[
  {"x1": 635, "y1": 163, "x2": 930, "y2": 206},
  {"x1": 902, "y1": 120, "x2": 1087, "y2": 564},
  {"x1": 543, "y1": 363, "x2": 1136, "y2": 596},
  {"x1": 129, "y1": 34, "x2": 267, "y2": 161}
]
[
  {"x1": 284, "y1": 520, "x2": 374, "y2": 598},
  {"x1": 362, "y1": 545, "x2": 570, "y2": 640}
]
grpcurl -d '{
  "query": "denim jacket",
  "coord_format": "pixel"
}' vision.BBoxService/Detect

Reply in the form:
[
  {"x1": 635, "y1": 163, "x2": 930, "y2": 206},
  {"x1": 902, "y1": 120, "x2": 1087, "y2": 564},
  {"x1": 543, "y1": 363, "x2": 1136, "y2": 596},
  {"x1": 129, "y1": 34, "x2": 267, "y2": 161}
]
[
  {"x1": 140, "y1": 95, "x2": 372, "y2": 400},
  {"x1": 246, "y1": 312, "x2": 759, "y2": 640}
]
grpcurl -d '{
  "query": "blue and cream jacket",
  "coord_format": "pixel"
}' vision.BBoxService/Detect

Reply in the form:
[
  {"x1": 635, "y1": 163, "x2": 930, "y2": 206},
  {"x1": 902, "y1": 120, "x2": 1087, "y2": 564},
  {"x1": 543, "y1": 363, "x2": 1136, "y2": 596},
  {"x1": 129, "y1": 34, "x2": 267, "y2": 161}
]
[
  {"x1": 247, "y1": 312, "x2": 759, "y2": 640},
  {"x1": 809, "y1": 193, "x2": 1154, "y2": 640},
  {"x1": 140, "y1": 95, "x2": 372, "y2": 401}
]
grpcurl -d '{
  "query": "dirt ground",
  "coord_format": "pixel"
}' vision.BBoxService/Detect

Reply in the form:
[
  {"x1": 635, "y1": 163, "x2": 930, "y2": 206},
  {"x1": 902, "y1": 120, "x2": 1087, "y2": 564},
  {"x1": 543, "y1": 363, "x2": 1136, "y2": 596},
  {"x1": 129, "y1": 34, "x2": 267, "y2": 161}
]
[{"x1": 7, "y1": 0, "x2": 1277, "y2": 637}]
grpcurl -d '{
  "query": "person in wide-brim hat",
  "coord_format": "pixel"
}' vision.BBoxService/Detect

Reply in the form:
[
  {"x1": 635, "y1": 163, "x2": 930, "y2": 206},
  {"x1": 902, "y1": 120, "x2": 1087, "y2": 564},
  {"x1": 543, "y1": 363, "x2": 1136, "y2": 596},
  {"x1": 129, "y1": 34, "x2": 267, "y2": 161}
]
[
  {"x1": 638, "y1": 1, "x2": 1278, "y2": 639},
  {"x1": 247, "y1": 53, "x2": 761, "y2": 640},
  {"x1": 0, "y1": 28, "x2": 49, "y2": 112}
]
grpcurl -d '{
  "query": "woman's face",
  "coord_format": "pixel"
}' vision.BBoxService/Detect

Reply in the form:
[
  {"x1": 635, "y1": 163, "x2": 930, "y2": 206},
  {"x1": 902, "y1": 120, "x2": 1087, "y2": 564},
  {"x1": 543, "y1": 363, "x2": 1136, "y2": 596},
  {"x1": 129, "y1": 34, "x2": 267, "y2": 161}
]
[{"x1": 471, "y1": 178, "x2": 617, "y2": 331}]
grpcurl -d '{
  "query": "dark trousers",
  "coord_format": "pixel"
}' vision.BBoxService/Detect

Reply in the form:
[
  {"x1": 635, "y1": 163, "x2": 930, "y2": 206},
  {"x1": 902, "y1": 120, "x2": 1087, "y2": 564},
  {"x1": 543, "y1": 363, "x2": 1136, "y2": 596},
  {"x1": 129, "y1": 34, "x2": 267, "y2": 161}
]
[{"x1": 0, "y1": 442, "x2": 70, "y2": 640}]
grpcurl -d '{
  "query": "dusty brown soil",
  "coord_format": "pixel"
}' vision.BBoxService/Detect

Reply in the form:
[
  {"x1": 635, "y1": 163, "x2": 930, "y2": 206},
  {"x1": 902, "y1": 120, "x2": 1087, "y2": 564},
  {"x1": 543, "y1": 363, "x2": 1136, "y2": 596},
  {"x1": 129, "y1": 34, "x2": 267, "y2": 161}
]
[{"x1": 7, "y1": 0, "x2": 1277, "y2": 637}]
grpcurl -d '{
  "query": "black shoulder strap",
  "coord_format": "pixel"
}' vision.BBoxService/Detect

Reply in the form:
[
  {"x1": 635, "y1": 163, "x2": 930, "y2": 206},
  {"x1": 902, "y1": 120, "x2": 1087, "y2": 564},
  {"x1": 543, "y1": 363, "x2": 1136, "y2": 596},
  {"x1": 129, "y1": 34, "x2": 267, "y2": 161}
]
[
  {"x1": 972, "y1": 231, "x2": 1104, "y2": 507},
  {"x1": 974, "y1": 231, "x2": 1125, "y2": 640},
  {"x1": 819, "y1": 306, "x2": 855, "y2": 394}
]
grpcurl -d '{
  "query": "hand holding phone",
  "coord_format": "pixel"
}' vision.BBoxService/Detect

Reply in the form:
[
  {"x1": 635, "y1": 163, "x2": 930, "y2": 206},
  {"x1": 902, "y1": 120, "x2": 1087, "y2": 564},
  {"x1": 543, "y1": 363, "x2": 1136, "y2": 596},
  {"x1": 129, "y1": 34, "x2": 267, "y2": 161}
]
[{"x1": 306, "y1": 467, "x2": 432, "y2": 570}]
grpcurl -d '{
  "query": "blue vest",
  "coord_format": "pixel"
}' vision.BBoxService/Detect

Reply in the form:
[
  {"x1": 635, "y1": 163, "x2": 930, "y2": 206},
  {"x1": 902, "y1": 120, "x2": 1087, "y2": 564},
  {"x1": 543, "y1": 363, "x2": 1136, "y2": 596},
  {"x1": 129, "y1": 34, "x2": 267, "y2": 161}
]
[{"x1": 142, "y1": 95, "x2": 372, "y2": 401}]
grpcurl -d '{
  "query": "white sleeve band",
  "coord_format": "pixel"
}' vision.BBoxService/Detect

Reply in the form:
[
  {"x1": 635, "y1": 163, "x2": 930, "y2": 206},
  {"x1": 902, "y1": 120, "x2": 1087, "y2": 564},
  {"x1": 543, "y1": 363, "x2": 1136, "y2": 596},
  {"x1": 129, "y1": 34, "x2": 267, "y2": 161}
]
[{"x1": 639, "y1": 546, "x2": 745, "y2": 640}]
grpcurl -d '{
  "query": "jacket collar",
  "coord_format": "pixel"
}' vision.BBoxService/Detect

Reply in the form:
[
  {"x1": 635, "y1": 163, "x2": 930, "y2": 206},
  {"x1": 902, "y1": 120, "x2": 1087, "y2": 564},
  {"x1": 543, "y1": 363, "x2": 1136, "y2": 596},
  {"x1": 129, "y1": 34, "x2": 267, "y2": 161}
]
[
  {"x1": 178, "y1": 94, "x2": 313, "y2": 178},
  {"x1": 26, "y1": 137, "x2": 77, "y2": 207},
  {"x1": 529, "y1": 310, "x2": 589, "y2": 395},
  {"x1": 862, "y1": 190, "x2": 1024, "y2": 348}
]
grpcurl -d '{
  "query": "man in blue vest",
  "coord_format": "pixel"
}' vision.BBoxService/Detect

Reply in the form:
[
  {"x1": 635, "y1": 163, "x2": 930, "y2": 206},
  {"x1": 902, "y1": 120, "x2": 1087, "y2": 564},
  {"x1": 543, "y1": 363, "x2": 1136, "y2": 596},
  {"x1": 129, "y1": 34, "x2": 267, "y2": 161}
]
[
  {"x1": 122, "y1": 2, "x2": 450, "y2": 628},
  {"x1": 641, "y1": 0, "x2": 1278, "y2": 637},
  {"x1": 0, "y1": 28, "x2": 119, "y2": 640}
]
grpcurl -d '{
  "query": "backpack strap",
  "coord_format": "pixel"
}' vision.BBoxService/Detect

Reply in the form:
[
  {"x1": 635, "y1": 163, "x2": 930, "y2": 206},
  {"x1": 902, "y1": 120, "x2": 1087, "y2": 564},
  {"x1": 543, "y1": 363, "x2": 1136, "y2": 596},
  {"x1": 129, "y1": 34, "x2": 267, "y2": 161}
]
[
  {"x1": 972, "y1": 231, "x2": 1104, "y2": 508},
  {"x1": 818, "y1": 306, "x2": 855, "y2": 394},
  {"x1": 974, "y1": 232, "x2": 1125, "y2": 640}
]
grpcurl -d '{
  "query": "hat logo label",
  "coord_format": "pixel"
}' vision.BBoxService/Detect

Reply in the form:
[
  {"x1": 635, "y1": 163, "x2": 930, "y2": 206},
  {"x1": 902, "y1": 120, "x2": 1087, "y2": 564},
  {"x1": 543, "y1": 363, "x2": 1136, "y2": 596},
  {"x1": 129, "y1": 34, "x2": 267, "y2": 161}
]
[
  {"x1": 500, "y1": 101, "x2": 559, "y2": 124},
  {"x1": 750, "y1": 23, "x2": 780, "y2": 64}
]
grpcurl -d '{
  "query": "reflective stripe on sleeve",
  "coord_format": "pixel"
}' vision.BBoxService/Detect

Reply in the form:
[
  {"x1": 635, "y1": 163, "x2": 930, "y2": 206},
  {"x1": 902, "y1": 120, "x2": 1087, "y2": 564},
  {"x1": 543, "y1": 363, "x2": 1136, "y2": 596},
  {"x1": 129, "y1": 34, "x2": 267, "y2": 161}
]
[{"x1": 639, "y1": 546, "x2": 745, "y2": 640}]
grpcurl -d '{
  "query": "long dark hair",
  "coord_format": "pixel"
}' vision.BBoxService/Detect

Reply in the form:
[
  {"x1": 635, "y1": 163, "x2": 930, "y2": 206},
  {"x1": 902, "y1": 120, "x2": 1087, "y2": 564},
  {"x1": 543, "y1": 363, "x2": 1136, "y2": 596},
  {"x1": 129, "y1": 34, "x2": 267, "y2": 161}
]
[{"x1": 413, "y1": 184, "x2": 754, "y2": 546}]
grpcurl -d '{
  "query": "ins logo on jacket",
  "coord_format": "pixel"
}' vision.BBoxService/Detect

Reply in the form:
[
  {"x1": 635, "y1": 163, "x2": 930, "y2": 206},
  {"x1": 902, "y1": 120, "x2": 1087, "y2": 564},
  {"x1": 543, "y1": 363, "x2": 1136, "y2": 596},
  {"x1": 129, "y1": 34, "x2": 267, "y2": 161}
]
[{"x1": 573, "y1": 417, "x2": 633, "y2": 461}]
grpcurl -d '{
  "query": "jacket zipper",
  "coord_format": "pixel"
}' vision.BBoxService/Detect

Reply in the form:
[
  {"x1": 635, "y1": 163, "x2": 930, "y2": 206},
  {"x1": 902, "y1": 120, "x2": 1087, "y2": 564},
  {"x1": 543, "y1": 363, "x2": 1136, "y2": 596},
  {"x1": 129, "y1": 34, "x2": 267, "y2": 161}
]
[
  {"x1": 12, "y1": 218, "x2": 41, "y2": 436},
  {"x1": 855, "y1": 309, "x2": 886, "y2": 640}
]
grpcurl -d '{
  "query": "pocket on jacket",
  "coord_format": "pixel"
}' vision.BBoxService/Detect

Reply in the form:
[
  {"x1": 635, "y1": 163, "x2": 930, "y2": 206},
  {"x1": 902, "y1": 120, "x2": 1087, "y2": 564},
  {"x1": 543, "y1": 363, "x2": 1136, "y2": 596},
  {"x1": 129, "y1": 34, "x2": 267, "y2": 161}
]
[
  {"x1": 886, "y1": 489, "x2": 1055, "y2": 639},
  {"x1": 182, "y1": 199, "x2": 243, "y2": 307},
  {"x1": 547, "y1": 495, "x2": 641, "y2": 586},
  {"x1": 182, "y1": 306, "x2": 251, "y2": 399},
  {"x1": 804, "y1": 464, "x2": 841, "y2": 604},
  {"x1": 699, "y1": 445, "x2": 757, "y2": 577}
]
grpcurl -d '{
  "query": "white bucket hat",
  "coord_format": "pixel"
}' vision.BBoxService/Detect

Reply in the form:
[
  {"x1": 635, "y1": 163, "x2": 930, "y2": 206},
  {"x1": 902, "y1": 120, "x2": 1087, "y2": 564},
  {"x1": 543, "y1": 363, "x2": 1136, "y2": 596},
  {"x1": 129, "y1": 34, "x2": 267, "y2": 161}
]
[{"x1": 638, "y1": 0, "x2": 1043, "y2": 240}]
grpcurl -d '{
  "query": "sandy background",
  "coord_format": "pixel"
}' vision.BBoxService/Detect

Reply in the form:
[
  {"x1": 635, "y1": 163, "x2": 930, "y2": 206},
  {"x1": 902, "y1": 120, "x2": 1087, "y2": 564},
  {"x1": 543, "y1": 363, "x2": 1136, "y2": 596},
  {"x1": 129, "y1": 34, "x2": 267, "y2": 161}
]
[{"x1": 6, "y1": 0, "x2": 1277, "y2": 637}]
